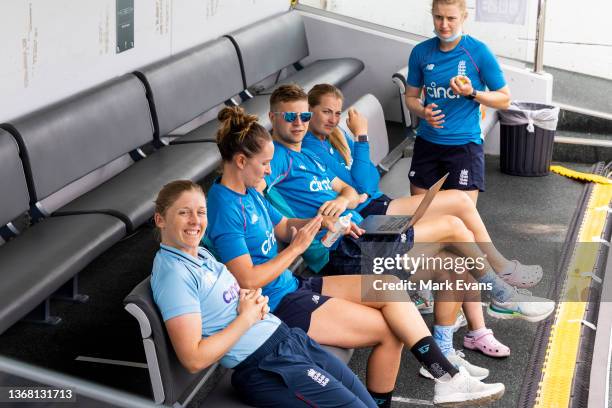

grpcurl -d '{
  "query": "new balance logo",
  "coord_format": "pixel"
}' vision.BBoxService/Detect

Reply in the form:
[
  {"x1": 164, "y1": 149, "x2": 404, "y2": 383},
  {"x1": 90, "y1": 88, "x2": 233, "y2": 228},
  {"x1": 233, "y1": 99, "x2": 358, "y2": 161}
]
[
  {"x1": 250, "y1": 214, "x2": 259, "y2": 224},
  {"x1": 312, "y1": 295, "x2": 320, "y2": 304},
  {"x1": 426, "y1": 64, "x2": 435, "y2": 71},
  {"x1": 459, "y1": 169, "x2": 469, "y2": 186},
  {"x1": 299, "y1": 164, "x2": 307, "y2": 170},
  {"x1": 409, "y1": 170, "x2": 416, "y2": 177},
  {"x1": 418, "y1": 344, "x2": 430, "y2": 354}
]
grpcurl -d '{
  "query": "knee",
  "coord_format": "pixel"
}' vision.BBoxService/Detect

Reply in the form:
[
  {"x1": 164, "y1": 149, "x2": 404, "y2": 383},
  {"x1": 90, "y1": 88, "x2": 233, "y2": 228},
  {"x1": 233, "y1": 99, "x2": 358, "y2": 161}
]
[
  {"x1": 379, "y1": 325, "x2": 404, "y2": 352},
  {"x1": 454, "y1": 190, "x2": 476, "y2": 212},
  {"x1": 442, "y1": 215, "x2": 473, "y2": 241}
]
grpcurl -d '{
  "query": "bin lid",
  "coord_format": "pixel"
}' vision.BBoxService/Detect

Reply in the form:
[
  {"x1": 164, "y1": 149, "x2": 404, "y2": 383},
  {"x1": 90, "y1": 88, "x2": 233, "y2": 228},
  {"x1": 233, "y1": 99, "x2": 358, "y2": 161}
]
[{"x1": 499, "y1": 101, "x2": 560, "y2": 132}]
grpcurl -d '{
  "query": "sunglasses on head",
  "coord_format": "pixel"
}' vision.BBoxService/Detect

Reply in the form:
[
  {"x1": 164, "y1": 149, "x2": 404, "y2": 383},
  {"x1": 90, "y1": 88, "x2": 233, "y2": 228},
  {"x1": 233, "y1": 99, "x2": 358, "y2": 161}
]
[{"x1": 273, "y1": 111, "x2": 312, "y2": 123}]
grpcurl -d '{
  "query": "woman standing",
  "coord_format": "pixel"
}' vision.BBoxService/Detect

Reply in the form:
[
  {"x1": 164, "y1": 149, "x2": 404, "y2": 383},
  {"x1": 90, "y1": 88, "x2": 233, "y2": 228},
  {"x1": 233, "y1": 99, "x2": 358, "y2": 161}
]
[{"x1": 405, "y1": 0, "x2": 511, "y2": 203}]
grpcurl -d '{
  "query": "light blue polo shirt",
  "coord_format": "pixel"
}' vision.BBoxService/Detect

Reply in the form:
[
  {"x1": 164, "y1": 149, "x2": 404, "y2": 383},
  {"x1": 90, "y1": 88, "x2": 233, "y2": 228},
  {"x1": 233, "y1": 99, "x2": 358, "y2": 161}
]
[
  {"x1": 407, "y1": 35, "x2": 506, "y2": 145},
  {"x1": 151, "y1": 244, "x2": 281, "y2": 368},
  {"x1": 302, "y1": 129, "x2": 383, "y2": 210},
  {"x1": 206, "y1": 180, "x2": 299, "y2": 312},
  {"x1": 265, "y1": 141, "x2": 363, "y2": 228}
]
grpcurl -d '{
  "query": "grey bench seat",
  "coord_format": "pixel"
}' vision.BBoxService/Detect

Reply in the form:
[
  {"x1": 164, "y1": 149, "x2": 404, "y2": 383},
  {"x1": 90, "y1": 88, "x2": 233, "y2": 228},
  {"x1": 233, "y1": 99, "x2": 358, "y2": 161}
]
[
  {"x1": 0, "y1": 130, "x2": 126, "y2": 334},
  {"x1": 0, "y1": 214, "x2": 124, "y2": 334},
  {"x1": 260, "y1": 58, "x2": 365, "y2": 96},
  {"x1": 228, "y1": 12, "x2": 364, "y2": 95},
  {"x1": 6, "y1": 74, "x2": 221, "y2": 234},
  {"x1": 134, "y1": 37, "x2": 244, "y2": 144},
  {"x1": 56, "y1": 142, "x2": 220, "y2": 232}
]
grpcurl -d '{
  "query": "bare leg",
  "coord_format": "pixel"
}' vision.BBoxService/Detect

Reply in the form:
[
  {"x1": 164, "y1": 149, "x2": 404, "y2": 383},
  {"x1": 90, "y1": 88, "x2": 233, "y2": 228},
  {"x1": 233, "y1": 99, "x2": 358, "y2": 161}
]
[
  {"x1": 412, "y1": 215, "x2": 491, "y2": 280},
  {"x1": 388, "y1": 190, "x2": 508, "y2": 272},
  {"x1": 410, "y1": 184, "x2": 428, "y2": 196},
  {"x1": 463, "y1": 302, "x2": 485, "y2": 331},
  {"x1": 464, "y1": 189, "x2": 479, "y2": 205},
  {"x1": 460, "y1": 274, "x2": 486, "y2": 331},
  {"x1": 308, "y1": 295, "x2": 403, "y2": 393}
]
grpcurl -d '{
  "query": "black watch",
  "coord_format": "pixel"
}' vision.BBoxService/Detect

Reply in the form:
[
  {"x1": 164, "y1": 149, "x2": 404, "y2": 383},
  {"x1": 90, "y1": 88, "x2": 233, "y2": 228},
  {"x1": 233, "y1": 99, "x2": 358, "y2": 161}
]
[
  {"x1": 357, "y1": 134, "x2": 369, "y2": 143},
  {"x1": 465, "y1": 89, "x2": 478, "y2": 100}
]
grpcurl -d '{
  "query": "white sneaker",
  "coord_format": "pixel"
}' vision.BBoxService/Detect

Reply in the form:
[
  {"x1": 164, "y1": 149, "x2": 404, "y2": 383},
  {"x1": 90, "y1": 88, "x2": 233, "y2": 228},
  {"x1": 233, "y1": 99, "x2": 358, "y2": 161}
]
[
  {"x1": 487, "y1": 288, "x2": 555, "y2": 323},
  {"x1": 419, "y1": 351, "x2": 489, "y2": 380},
  {"x1": 433, "y1": 367, "x2": 505, "y2": 407}
]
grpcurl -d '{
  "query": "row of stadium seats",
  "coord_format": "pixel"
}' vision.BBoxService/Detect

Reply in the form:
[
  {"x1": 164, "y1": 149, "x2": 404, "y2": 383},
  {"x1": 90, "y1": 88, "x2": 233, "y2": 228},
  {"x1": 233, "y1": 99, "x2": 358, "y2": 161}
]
[{"x1": 0, "y1": 11, "x2": 364, "y2": 338}]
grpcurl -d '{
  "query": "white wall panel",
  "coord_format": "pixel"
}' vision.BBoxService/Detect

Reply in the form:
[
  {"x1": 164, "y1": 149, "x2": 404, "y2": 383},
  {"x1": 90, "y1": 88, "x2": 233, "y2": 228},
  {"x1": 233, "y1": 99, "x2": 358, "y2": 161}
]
[{"x1": 0, "y1": 0, "x2": 288, "y2": 122}]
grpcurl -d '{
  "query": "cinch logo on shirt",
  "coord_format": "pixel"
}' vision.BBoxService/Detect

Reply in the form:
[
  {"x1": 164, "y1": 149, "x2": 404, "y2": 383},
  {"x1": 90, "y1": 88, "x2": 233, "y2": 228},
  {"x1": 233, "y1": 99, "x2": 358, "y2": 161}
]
[
  {"x1": 425, "y1": 81, "x2": 460, "y2": 100},
  {"x1": 222, "y1": 281, "x2": 240, "y2": 304},
  {"x1": 309, "y1": 176, "x2": 333, "y2": 192},
  {"x1": 261, "y1": 230, "x2": 277, "y2": 255}
]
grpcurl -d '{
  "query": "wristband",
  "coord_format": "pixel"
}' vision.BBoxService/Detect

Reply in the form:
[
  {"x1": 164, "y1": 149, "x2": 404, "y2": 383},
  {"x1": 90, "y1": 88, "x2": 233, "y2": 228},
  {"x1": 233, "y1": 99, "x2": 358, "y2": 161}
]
[{"x1": 357, "y1": 134, "x2": 369, "y2": 143}]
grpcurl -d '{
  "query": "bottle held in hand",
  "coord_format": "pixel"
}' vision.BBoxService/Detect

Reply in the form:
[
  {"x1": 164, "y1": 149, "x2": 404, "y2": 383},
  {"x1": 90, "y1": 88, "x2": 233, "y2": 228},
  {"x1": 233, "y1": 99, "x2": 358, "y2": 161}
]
[{"x1": 321, "y1": 213, "x2": 352, "y2": 248}]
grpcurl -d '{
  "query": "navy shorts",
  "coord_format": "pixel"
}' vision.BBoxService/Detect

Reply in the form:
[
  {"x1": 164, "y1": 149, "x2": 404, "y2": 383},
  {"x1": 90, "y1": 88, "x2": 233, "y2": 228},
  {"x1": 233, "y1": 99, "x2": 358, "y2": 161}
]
[
  {"x1": 273, "y1": 277, "x2": 330, "y2": 333},
  {"x1": 359, "y1": 194, "x2": 392, "y2": 217},
  {"x1": 409, "y1": 137, "x2": 485, "y2": 192},
  {"x1": 232, "y1": 323, "x2": 376, "y2": 408}
]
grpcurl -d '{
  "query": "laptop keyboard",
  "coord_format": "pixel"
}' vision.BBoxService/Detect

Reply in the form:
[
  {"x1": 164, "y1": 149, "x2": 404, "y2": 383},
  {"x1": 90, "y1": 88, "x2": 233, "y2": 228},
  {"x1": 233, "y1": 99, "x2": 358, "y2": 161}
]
[{"x1": 378, "y1": 217, "x2": 409, "y2": 231}]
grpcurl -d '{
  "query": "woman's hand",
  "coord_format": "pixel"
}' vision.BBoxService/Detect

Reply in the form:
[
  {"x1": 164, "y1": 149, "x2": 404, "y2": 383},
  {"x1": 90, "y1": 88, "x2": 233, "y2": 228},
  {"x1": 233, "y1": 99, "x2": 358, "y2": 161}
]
[
  {"x1": 346, "y1": 108, "x2": 368, "y2": 137},
  {"x1": 423, "y1": 103, "x2": 445, "y2": 128},
  {"x1": 318, "y1": 196, "x2": 349, "y2": 217},
  {"x1": 450, "y1": 75, "x2": 474, "y2": 97},
  {"x1": 344, "y1": 221, "x2": 365, "y2": 239},
  {"x1": 237, "y1": 288, "x2": 268, "y2": 326},
  {"x1": 289, "y1": 215, "x2": 322, "y2": 254}
]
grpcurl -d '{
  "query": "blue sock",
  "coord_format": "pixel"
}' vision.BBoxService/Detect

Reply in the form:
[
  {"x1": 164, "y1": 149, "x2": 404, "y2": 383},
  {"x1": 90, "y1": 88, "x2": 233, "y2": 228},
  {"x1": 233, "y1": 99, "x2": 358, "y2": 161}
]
[
  {"x1": 433, "y1": 325, "x2": 455, "y2": 356},
  {"x1": 477, "y1": 270, "x2": 514, "y2": 302}
]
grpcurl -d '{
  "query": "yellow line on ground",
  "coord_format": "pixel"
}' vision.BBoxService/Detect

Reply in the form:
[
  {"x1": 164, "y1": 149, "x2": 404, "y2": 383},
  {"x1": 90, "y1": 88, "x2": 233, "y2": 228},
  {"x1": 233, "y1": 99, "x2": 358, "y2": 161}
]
[{"x1": 535, "y1": 183, "x2": 612, "y2": 408}]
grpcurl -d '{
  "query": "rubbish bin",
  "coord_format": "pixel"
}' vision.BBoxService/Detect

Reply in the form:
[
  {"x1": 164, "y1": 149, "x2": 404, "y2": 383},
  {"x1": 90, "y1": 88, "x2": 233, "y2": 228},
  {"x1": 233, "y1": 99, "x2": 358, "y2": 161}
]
[{"x1": 498, "y1": 102, "x2": 560, "y2": 176}]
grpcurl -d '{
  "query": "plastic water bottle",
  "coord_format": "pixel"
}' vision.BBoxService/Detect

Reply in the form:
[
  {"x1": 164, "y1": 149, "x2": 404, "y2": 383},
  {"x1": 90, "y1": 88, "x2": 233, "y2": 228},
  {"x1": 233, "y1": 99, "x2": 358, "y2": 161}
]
[{"x1": 321, "y1": 213, "x2": 352, "y2": 248}]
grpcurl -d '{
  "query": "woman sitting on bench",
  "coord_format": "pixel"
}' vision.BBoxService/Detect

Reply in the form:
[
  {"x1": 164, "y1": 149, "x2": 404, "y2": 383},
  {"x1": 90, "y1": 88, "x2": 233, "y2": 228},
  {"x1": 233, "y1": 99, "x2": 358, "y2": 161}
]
[{"x1": 151, "y1": 180, "x2": 378, "y2": 407}]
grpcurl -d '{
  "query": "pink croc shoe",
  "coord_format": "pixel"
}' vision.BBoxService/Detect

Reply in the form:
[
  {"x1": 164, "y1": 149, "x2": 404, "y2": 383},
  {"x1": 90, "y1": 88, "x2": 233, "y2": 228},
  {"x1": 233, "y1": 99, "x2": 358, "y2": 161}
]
[{"x1": 464, "y1": 329, "x2": 510, "y2": 358}]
